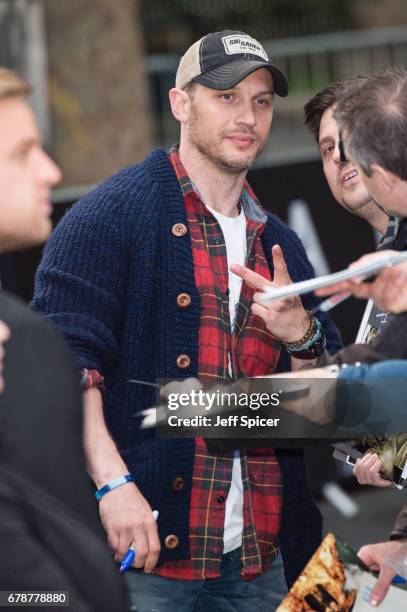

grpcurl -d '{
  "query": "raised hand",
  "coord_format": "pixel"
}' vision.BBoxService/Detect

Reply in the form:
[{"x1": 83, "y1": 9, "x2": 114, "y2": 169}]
[
  {"x1": 316, "y1": 250, "x2": 407, "y2": 314},
  {"x1": 231, "y1": 244, "x2": 310, "y2": 343}
]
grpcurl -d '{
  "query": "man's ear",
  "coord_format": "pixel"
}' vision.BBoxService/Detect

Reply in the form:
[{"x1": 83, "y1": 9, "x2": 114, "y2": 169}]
[
  {"x1": 371, "y1": 164, "x2": 397, "y2": 192},
  {"x1": 169, "y1": 88, "x2": 191, "y2": 123}
]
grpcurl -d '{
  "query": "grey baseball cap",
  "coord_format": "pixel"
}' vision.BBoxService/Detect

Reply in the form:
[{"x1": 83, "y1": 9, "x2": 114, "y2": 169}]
[{"x1": 176, "y1": 30, "x2": 288, "y2": 97}]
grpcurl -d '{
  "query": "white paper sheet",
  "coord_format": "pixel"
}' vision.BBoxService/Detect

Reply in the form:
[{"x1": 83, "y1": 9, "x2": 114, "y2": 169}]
[{"x1": 259, "y1": 252, "x2": 407, "y2": 303}]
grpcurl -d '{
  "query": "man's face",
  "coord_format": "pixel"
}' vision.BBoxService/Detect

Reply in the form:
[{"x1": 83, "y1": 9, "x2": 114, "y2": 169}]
[
  {"x1": 357, "y1": 166, "x2": 407, "y2": 217},
  {"x1": 185, "y1": 68, "x2": 274, "y2": 174},
  {"x1": 0, "y1": 97, "x2": 61, "y2": 252},
  {"x1": 318, "y1": 106, "x2": 374, "y2": 219}
]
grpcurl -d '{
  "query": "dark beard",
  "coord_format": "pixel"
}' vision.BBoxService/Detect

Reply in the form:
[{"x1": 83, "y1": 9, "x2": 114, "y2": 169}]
[
  {"x1": 188, "y1": 106, "x2": 263, "y2": 175},
  {"x1": 196, "y1": 141, "x2": 250, "y2": 174},
  {"x1": 193, "y1": 136, "x2": 265, "y2": 175}
]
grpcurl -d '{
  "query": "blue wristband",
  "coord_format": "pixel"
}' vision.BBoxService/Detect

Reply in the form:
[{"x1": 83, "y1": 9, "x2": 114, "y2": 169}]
[{"x1": 95, "y1": 474, "x2": 135, "y2": 501}]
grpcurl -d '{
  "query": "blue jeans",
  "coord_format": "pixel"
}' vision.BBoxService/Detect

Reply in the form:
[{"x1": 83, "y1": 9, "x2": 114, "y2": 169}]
[{"x1": 125, "y1": 548, "x2": 288, "y2": 611}]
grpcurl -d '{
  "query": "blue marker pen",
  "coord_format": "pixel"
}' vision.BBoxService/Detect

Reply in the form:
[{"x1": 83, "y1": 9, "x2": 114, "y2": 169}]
[
  {"x1": 392, "y1": 574, "x2": 407, "y2": 585},
  {"x1": 119, "y1": 510, "x2": 159, "y2": 573}
]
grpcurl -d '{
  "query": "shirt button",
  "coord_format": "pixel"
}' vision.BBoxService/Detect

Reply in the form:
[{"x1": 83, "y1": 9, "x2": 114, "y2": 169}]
[
  {"x1": 164, "y1": 534, "x2": 179, "y2": 550},
  {"x1": 177, "y1": 293, "x2": 191, "y2": 308},
  {"x1": 172, "y1": 476, "x2": 184, "y2": 492},
  {"x1": 172, "y1": 223, "x2": 187, "y2": 237},
  {"x1": 176, "y1": 354, "x2": 191, "y2": 369},
  {"x1": 217, "y1": 496, "x2": 225, "y2": 503}
]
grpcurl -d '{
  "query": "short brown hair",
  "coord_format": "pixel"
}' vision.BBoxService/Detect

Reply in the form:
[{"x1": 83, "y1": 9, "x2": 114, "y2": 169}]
[
  {"x1": 0, "y1": 67, "x2": 31, "y2": 101},
  {"x1": 335, "y1": 67, "x2": 407, "y2": 180},
  {"x1": 304, "y1": 76, "x2": 367, "y2": 142}
]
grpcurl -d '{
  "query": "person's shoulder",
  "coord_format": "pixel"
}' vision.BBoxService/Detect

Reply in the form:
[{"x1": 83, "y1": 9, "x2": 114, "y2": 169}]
[
  {"x1": 264, "y1": 211, "x2": 296, "y2": 237},
  {"x1": 0, "y1": 290, "x2": 71, "y2": 353},
  {"x1": 54, "y1": 149, "x2": 179, "y2": 234},
  {"x1": 74, "y1": 148, "x2": 176, "y2": 210},
  {"x1": 0, "y1": 291, "x2": 39, "y2": 329},
  {"x1": 263, "y1": 211, "x2": 306, "y2": 253}
]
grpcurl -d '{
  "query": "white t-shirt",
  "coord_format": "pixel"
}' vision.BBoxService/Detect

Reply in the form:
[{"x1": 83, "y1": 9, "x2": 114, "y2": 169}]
[{"x1": 206, "y1": 204, "x2": 246, "y2": 554}]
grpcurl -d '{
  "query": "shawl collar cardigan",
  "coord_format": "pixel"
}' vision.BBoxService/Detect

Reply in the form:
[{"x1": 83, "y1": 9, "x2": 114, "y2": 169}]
[{"x1": 33, "y1": 149, "x2": 342, "y2": 586}]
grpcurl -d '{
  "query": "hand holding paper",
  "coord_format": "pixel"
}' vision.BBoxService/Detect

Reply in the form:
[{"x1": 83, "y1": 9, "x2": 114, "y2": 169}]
[
  {"x1": 353, "y1": 453, "x2": 393, "y2": 488},
  {"x1": 257, "y1": 249, "x2": 407, "y2": 306}
]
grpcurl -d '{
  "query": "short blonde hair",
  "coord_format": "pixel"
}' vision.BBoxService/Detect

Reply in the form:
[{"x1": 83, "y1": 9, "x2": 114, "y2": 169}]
[{"x1": 0, "y1": 67, "x2": 31, "y2": 101}]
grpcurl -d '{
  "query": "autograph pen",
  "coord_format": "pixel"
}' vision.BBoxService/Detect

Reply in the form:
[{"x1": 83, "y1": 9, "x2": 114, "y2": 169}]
[
  {"x1": 119, "y1": 510, "x2": 159, "y2": 573},
  {"x1": 310, "y1": 291, "x2": 352, "y2": 315}
]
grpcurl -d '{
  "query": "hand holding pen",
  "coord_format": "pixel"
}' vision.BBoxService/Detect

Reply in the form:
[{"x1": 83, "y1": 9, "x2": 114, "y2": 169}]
[
  {"x1": 120, "y1": 510, "x2": 159, "y2": 573},
  {"x1": 96, "y1": 477, "x2": 160, "y2": 574}
]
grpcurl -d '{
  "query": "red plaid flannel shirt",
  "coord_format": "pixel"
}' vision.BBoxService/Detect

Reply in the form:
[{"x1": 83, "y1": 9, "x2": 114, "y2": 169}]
[{"x1": 154, "y1": 147, "x2": 282, "y2": 580}]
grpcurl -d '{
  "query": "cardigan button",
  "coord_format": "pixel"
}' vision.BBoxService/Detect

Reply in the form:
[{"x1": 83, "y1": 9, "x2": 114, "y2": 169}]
[
  {"x1": 176, "y1": 354, "x2": 191, "y2": 369},
  {"x1": 177, "y1": 293, "x2": 191, "y2": 308},
  {"x1": 164, "y1": 534, "x2": 179, "y2": 550},
  {"x1": 172, "y1": 223, "x2": 187, "y2": 237},
  {"x1": 172, "y1": 476, "x2": 184, "y2": 492}
]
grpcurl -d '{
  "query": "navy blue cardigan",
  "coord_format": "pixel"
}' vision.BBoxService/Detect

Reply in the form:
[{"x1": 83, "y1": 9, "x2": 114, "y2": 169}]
[{"x1": 33, "y1": 149, "x2": 342, "y2": 586}]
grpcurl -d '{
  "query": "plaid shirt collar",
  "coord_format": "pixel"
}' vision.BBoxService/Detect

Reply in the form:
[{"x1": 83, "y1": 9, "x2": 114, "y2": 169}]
[{"x1": 169, "y1": 144, "x2": 267, "y2": 225}]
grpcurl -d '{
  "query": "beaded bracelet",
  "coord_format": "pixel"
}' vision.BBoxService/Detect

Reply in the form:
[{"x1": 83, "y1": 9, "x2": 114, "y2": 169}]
[
  {"x1": 284, "y1": 315, "x2": 326, "y2": 359},
  {"x1": 289, "y1": 323, "x2": 322, "y2": 353},
  {"x1": 284, "y1": 311, "x2": 316, "y2": 351}
]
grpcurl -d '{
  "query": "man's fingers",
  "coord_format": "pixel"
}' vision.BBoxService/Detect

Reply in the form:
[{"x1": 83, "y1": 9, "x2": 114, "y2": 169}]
[
  {"x1": 131, "y1": 528, "x2": 150, "y2": 569},
  {"x1": 347, "y1": 282, "x2": 373, "y2": 299},
  {"x1": 353, "y1": 453, "x2": 378, "y2": 482},
  {"x1": 354, "y1": 454, "x2": 392, "y2": 487},
  {"x1": 230, "y1": 263, "x2": 271, "y2": 291},
  {"x1": 110, "y1": 517, "x2": 160, "y2": 572},
  {"x1": 253, "y1": 291, "x2": 283, "y2": 307},
  {"x1": 316, "y1": 280, "x2": 370, "y2": 299},
  {"x1": 107, "y1": 530, "x2": 120, "y2": 554},
  {"x1": 369, "y1": 565, "x2": 395, "y2": 607},
  {"x1": 251, "y1": 302, "x2": 270, "y2": 322},
  {"x1": 357, "y1": 544, "x2": 377, "y2": 568},
  {"x1": 144, "y1": 517, "x2": 161, "y2": 573},
  {"x1": 316, "y1": 282, "x2": 348, "y2": 296},
  {"x1": 372, "y1": 270, "x2": 407, "y2": 312},
  {"x1": 271, "y1": 245, "x2": 291, "y2": 285},
  {"x1": 117, "y1": 528, "x2": 134, "y2": 559}
]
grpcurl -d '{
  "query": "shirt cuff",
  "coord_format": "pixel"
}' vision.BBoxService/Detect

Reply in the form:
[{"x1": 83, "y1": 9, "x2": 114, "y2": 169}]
[{"x1": 80, "y1": 368, "x2": 104, "y2": 391}]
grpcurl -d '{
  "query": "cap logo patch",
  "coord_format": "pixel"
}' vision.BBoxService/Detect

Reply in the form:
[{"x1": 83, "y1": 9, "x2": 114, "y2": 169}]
[{"x1": 221, "y1": 34, "x2": 269, "y2": 62}]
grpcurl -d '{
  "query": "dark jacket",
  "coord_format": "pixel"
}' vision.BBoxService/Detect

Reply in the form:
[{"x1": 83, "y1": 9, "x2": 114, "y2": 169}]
[
  {"x1": 0, "y1": 290, "x2": 127, "y2": 610},
  {"x1": 0, "y1": 465, "x2": 127, "y2": 612},
  {"x1": 0, "y1": 290, "x2": 99, "y2": 531}
]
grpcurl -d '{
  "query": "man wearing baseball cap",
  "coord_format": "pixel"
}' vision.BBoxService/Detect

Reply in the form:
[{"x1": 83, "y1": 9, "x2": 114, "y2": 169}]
[
  {"x1": 175, "y1": 30, "x2": 288, "y2": 95},
  {"x1": 33, "y1": 30, "x2": 341, "y2": 610}
]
